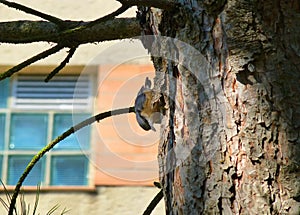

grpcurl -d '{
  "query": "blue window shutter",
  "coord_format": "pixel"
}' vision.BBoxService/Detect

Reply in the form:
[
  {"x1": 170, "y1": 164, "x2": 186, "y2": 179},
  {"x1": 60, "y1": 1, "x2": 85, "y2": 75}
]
[
  {"x1": 10, "y1": 114, "x2": 48, "y2": 150},
  {"x1": 12, "y1": 75, "x2": 91, "y2": 110},
  {"x1": 7, "y1": 156, "x2": 44, "y2": 186},
  {"x1": 51, "y1": 155, "x2": 88, "y2": 186}
]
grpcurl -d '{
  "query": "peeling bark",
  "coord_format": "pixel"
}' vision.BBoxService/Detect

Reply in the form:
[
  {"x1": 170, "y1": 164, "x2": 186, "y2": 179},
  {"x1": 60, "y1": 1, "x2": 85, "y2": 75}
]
[{"x1": 145, "y1": 0, "x2": 300, "y2": 214}]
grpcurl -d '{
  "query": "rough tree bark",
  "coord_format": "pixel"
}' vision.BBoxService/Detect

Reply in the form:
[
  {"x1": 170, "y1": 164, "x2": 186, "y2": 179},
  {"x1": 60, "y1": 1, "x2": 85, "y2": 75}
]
[{"x1": 142, "y1": 0, "x2": 300, "y2": 214}]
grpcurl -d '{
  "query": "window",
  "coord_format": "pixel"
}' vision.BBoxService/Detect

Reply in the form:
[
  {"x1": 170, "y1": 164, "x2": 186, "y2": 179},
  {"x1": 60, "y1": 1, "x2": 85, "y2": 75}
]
[
  {"x1": 53, "y1": 113, "x2": 90, "y2": 150},
  {"x1": 51, "y1": 155, "x2": 89, "y2": 186},
  {"x1": 12, "y1": 75, "x2": 92, "y2": 110},
  {"x1": 0, "y1": 78, "x2": 9, "y2": 108},
  {"x1": 0, "y1": 114, "x2": 5, "y2": 150},
  {"x1": 7, "y1": 156, "x2": 45, "y2": 186},
  {"x1": 10, "y1": 113, "x2": 48, "y2": 150},
  {"x1": 0, "y1": 74, "x2": 93, "y2": 187}
]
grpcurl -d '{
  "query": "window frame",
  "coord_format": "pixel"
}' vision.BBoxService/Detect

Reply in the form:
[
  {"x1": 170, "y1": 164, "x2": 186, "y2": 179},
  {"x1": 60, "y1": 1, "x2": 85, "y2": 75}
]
[{"x1": 0, "y1": 68, "x2": 96, "y2": 190}]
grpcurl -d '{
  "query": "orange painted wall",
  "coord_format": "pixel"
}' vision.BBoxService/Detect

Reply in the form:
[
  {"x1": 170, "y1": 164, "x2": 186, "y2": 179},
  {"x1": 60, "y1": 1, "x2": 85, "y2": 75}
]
[{"x1": 93, "y1": 64, "x2": 160, "y2": 186}]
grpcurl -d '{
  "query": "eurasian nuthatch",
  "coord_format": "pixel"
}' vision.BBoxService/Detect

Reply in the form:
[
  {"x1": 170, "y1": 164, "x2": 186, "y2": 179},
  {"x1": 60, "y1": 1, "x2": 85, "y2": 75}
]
[{"x1": 134, "y1": 77, "x2": 162, "y2": 131}]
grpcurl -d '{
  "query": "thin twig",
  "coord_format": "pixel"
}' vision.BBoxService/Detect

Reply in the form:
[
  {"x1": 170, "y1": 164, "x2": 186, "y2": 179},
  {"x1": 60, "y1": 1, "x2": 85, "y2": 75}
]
[
  {"x1": 0, "y1": 3, "x2": 132, "y2": 44},
  {"x1": 153, "y1": 181, "x2": 162, "y2": 189},
  {"x1": 44, "y1": 45, "x2": 78, "y2": 82},
  {"x1": 143, "y1": 189, "x2": 164, "y2": 215},
  {"x1": 8, "y1": 107, "x2": 135, "y2": 215},
  {"x1": 61, "y1": 4, "x2": 130, "y2": 35},
  {"x1": 117, "y1": 0, "x2": 177, "y2": 10},
  {"x1": 0, "y1": 44, "x2": 64, "y2": 81},
  {"x1": 0, "y1": 0, "x2": 65, "y2": 27},
  {"x1": 0, "y1": 4, "x2": 130, "y2": 79}
]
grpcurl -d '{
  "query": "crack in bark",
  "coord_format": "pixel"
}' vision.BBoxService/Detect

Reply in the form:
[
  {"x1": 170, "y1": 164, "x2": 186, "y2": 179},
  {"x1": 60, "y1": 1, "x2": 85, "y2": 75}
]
[
  {"x1": 164, "y1": 62, "x2": 178, "y2": 214},
  {"x1": 217, "y1": 196, "x2": 223, "y2": 215}
]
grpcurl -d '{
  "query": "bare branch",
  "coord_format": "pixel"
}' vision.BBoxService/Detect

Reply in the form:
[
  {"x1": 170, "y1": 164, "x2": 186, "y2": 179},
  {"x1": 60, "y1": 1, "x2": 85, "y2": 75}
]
[
  {"x1": 117, "y1": 0, "x2": 178, "y2": 10},
  {"x1": 0, "y1": 44, "x2": 64, "y2": 81},
  {"x1": 143, "y1": 189, "x2": 164, "y2": 215},
  {"x1": 64, "y1": 4, "x2": 130, "y2": 34},
  {"x1": 8, "y1": 106, "x2": 136, "y2": 215},
  {"x1": 0, "y1": 18, "x2": 140, "y2": 44},
  {"x1": 0, "y1": 2, "x2": 136, "y2": 79},
  {"x1": 0, "y1": 18, "x2": 140, "y2": 79},
  {"x1": 0, "y1": 1, "x2": 133, "y2": 46},
  {"x1": 0, "y1": 0, "x2": 64, "y2": 26},
  {"x1": 44, "y1": 45, "x2": 78, "y2": 82}
]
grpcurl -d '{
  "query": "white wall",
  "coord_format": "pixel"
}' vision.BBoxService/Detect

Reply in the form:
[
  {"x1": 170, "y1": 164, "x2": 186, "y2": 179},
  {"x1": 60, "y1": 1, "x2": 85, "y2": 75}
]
[{"x1": 0, "y1": 187, "x2": 165, "y2": 215}]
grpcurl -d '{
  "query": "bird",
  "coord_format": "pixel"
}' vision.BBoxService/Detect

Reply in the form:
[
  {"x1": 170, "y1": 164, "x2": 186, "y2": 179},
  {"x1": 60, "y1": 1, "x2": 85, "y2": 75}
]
[{"x1": 134, "y1": 77, "x2": 162, "y2": 131}]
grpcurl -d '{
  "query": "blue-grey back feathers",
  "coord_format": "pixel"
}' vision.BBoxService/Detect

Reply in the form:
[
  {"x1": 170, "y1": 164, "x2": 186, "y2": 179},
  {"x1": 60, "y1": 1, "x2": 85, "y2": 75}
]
[{"x1": 134, "y1": 78, "x2": 152, "y2": 131}]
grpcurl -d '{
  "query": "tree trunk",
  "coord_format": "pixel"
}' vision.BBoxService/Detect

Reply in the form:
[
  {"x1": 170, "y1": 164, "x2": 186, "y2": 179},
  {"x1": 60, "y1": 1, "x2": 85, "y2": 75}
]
[{"x1": 143, "y1": 0, "x2": 300, "y2": 214}]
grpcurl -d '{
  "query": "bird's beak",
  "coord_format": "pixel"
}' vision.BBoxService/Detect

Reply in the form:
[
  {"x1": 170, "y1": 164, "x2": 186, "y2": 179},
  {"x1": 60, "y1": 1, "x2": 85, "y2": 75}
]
[{"x1": 150, "y1": 125, "x2": 156, "y2": 132}]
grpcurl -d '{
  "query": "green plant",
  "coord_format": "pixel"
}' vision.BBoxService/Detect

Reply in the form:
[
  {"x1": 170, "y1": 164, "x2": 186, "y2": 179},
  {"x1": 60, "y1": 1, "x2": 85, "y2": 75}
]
[{"x1": 0, "y1": 180, "x2": 69, "y2": 215}]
